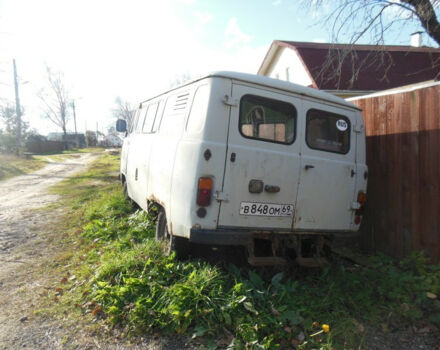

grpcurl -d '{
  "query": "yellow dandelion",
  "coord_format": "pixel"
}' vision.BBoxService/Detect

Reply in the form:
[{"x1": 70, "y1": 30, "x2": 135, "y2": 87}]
[{"x1": 322, "y1": 324, "x2": 330, "y2": 333}]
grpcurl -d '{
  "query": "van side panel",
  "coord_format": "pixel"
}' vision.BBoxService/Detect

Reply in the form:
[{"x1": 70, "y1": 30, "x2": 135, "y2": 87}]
[
  {"x1": 146, "y1": 88, "x2": 192, "y2": 220},
  {"x1": 170, "y1": 78, "x2": 232, "y2": 237}
]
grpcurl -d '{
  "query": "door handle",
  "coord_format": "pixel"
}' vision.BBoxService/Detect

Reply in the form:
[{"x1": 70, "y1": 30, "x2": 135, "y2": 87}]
[
  {"x1": 304, "y1": 165, "x2": 314, "y2": 170},
  {"x1": 264, "y1": 185, "x2": 280, "y2": 193}
]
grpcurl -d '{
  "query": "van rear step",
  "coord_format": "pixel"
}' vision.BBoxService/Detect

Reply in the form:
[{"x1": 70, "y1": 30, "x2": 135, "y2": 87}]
[{"x1": 248, "y1": 256, "x2": 287, "y2": 266}]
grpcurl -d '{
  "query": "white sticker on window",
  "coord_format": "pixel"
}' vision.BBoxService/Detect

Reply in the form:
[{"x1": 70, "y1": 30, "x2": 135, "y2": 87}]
[{"x1": 336, "y1": 119, "x2": 348, "y2": 131}]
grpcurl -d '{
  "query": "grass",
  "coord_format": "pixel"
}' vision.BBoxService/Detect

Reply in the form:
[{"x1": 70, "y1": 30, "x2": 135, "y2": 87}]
[
  {"x1": 0, "y1": 154, "x2": 46, "y2": 181},
  {"x1": 41, "y1": 153, "x2": 440, "y2": 349}
]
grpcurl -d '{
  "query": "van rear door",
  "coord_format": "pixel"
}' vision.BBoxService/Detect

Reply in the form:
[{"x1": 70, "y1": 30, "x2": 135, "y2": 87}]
[
  {"x1": 217, "y1": 83, "x2": 301, "y2": 230},
  {"x1": 294, "y1": 101, "x2": 357, "y2": 231}
]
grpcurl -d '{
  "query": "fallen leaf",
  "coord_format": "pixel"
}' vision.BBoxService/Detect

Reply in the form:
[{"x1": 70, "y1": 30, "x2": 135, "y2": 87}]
[
  {"x1": 417, "y1": 326, "x2": 431, "y2": 334},
  {"x1": 60, "y1": 277, "x2": 68, "y2": 283},
  {"x1": 92, "y1": 305, "x2": 102, "y2": 316},
  {"x1": 55, "y1": 287, "x2": 63, "y2": 295},
  {"x1": 284, "y1": 326, "x2": 292, "y2": 334},
  {"x1": 427, "y1": 292, "x2": 437, "y2": 299}
]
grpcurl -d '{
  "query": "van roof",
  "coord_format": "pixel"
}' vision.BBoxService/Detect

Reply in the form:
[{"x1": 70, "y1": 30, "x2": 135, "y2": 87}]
[
  {"x1": 205, "y1": 71, "x2": 361, "y2": 110},
  {"x1": 141, "y1": 71, "x2": 360, "y2": 111}
]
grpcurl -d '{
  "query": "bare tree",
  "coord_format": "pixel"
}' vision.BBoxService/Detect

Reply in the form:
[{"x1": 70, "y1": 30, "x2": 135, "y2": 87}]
[
  {"x1": 304, "y1": 0, "x2": 440, "y2": 46},
  {"x1": 39, "y1": 66, "x2": 70, "y2": 145},
  {"x1": 299, "y1": 1, "x2": 440, "y2": 89},
  {"x1": 112, "y1": 97, "x2": 134, "y2": 131}
]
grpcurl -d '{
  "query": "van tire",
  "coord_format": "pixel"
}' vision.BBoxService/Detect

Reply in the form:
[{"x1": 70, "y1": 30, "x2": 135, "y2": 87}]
[{"x1": 156, "y1": 210, "x2": 190, "y2": 259}]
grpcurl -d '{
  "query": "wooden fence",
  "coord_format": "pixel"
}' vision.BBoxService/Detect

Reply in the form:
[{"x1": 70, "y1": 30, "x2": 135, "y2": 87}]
[
  {"x1": 26, "y1": 141, "x2": 65, "y2": 154},
  {"x1": 350, "y1": 82, "x2": 440, "y2": 262}
]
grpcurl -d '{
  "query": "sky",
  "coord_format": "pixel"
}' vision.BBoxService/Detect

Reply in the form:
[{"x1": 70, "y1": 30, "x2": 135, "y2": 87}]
[{"x1": 0, "y1": 0, "x2": 436, "y2": 135}]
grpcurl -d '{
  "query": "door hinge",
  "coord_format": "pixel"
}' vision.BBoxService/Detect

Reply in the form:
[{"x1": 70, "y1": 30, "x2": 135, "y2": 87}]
[
  {"x1": 353, "y1": 123, "x2": 364, "y2": 133},
  {"x1": 214, "y1": 191, "x2": 229, "y2": 202},
  {"x1": 222, "y1": 95, "x2": 238, "y2": 107}
]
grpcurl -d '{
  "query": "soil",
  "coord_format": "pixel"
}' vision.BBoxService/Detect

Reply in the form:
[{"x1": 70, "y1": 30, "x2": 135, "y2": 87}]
[
  {"x1": 0, "y1": 154, "x2": 192, "y2": 349},
  {"x1": 0, "y1": 154, "x2": 438, "y2": 349}
]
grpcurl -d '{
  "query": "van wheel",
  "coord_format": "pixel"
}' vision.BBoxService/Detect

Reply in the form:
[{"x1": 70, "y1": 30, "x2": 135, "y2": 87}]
[{"x1": 156, "y1": 210, "x2": 190, "y2": 259}]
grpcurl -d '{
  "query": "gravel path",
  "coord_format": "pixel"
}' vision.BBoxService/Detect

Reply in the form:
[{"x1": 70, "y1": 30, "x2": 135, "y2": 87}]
[
  {"x1": 0, "y1": 154, "x2": 95, "y2": 349},
  {"x1": 0, "y1": 153, "x2": 191, "y2": 350}
]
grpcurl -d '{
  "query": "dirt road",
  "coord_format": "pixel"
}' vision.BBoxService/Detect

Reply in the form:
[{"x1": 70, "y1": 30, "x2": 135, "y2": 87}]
[{"x1": 0, "y1": 154, "x2": 95, "y2": 349}]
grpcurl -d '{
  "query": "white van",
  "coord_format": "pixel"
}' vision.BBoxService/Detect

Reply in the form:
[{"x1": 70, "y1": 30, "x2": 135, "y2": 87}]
[{"x1": 116, "y1": 71, "x2": 367, "y2": 266}]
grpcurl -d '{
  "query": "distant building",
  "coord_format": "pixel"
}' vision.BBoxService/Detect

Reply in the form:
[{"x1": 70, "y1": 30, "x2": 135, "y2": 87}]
[
  {"x1": 258, "y1": 41, "x2": 440, "y2": 98},
  {"x1": 46, "y1": 132, "x2": 86, "y2": 148}
]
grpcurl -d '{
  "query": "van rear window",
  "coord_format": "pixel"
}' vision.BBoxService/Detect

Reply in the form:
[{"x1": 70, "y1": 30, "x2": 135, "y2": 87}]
[
  {"x1": 306, "y1": 109, "x2": 350, "y2": 154},
  {"x1": 239, "y1": 95, "x2": 296, "y2": 145}
]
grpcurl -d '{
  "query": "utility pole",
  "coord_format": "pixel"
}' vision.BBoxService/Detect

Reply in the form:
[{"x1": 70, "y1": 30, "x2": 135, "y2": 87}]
[
  {"x1": 71, "y1": 100, "x2": 79, "y2": 147},
  {"x1": 13, "y1": 59, "x2": 22, "y2": 156}
]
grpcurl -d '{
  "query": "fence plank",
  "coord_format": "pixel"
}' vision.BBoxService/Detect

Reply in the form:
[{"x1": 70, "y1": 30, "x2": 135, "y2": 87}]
[{"x1": 351, "y1": 84, "x2": 440, "y2": 262}]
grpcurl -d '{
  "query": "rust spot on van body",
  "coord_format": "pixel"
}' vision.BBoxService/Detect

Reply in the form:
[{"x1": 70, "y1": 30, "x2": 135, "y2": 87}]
[{"x1": 147, "y1": 194, "x2": 165, "y2": 209}]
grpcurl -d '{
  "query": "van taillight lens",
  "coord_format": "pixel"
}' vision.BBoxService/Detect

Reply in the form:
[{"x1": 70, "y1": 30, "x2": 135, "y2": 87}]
[
  {"x1": 197, "y1": 177, "x2": 213, "y2": 206},
  {"x1": 357, "y1": 191, "x2": 367, "y2": 206}
]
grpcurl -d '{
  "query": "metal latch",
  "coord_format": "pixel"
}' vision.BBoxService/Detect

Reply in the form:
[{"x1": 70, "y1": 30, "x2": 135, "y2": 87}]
[
  {"x1": 351, "y1": 201, "x2": 361, "y2": 210},
  {"x1": 222, "y1": 95, "x2": 238, "y2": 107},
  {"x1": 214, "y1": 191, "x2": 229, "y2": 202}
]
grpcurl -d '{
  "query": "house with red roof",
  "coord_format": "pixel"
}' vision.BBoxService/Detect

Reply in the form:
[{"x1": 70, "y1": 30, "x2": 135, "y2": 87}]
[{"x1": 257, "y1": 40, "x2": 440, "y2": 98}]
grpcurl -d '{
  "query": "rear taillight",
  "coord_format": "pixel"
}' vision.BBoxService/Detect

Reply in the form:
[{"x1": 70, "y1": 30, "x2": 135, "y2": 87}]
[
  {"x1": 197, "y1": 177, "x2": 213, "y2": 206},
  {"x1": 354, "y1": 191, "x2": 367, "y2": 226}
]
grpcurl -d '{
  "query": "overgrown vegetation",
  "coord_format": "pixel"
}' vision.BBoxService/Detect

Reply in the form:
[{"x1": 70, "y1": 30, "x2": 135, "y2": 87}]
[{"x1": 47, "y1": 154, "x2": 440, "y2": 349}]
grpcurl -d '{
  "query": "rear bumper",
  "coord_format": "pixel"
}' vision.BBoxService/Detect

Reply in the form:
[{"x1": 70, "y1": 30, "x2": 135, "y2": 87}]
[
  {"x1": 189, "y1": 229, "x2": 252, "y2": 246},
  {"x1": 189, "y1": 228, "x2": 356, "y2": 246}
]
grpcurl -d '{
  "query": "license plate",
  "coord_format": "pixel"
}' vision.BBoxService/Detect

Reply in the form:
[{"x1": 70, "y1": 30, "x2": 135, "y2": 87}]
[{"x1": 239, "y1": 202, "x2": 294, "y2": 217}]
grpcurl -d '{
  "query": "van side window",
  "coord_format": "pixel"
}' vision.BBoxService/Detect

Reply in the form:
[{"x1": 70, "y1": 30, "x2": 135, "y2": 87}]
[
  {"x1": 239, "y1": 95, "x2": 296, "y2": 145},
  {"x1": 306, "y1": 109, "x2": 350, "y2": 154},
  {"x1": 130, "y1": 109, "x2": 140, "y2": 133},
  {"x1": 152, "y1": 101, "x2": 164, "y2": 133},
  {"x1": 136, "y1": 108, "x2": 147, "y2": 133},
  {"x1": 143, "y1": 102, "x2": 159, "y2": 133}
]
